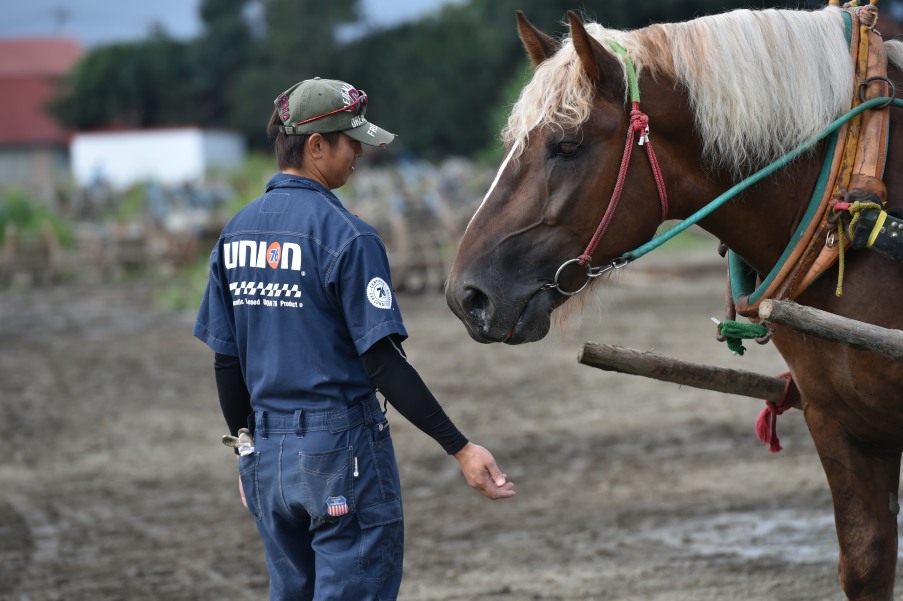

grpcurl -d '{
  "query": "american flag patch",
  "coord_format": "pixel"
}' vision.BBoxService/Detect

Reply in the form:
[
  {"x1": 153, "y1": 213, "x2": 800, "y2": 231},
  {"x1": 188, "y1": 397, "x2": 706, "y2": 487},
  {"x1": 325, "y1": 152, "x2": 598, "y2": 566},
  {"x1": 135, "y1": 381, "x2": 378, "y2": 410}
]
[{"x1": 326, "y1": 496, "x2": 349, "y2": 517}]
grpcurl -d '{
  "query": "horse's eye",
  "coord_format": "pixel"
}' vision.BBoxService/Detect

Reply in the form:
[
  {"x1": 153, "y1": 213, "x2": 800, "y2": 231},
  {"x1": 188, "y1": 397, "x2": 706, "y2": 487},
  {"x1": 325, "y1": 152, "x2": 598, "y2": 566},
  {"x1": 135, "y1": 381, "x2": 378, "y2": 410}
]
[{"x1": 556, "y1": 142, "x2": 579, "y2": 157}]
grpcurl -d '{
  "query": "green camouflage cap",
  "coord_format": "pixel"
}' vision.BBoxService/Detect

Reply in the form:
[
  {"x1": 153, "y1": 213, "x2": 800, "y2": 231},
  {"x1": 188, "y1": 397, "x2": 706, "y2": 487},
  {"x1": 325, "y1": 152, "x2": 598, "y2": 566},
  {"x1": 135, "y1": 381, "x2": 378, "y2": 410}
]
[{"x1": 274, "y1": 77, "x2": 395, "y2": 147}]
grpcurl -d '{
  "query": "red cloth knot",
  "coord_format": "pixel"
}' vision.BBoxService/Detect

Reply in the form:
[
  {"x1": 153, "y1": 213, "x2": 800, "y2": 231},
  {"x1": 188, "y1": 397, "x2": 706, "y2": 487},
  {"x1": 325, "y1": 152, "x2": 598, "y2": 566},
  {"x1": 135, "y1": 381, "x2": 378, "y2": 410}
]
[{"x1": 755, "y1": 371, "x2": 800, "y2": 453}]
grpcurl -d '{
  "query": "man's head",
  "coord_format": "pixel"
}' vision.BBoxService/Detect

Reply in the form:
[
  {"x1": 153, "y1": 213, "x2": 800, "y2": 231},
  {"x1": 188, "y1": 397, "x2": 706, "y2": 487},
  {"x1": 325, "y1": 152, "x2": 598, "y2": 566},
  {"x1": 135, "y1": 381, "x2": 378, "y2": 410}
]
[
  {"x1": 274, "y1": 77, "x2": 395, "y2": 147},
  {"x1": 267, "y1": 78, "x2": 395, "y2": 178}
]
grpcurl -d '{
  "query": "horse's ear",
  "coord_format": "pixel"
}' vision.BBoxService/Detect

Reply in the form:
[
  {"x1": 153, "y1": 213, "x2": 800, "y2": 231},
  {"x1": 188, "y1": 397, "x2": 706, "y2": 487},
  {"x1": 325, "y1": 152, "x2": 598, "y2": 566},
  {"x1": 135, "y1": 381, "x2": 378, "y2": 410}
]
[
  {"x1": 567, "y1": 11, "x2": 623, "y2": 96},
  {"x1": 516, "y1": 10, "x2": 559, "y2": 67}
]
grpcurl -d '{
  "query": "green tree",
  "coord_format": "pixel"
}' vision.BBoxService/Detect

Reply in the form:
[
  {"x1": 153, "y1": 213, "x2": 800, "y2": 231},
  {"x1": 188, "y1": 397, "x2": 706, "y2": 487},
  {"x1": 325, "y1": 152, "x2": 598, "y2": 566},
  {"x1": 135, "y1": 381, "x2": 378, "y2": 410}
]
[
  {"x1": 226, "y1": 0, "x2": 361, "y2": 145},
  {"x1": 50, "y1": 31, "x2": 195, "y2": 129},
  {"x1": 343, "y1": 0, "x2": 579, "y2": 160},
  {"x1": 190, "y1": 0, "x2": 254, "y2": 126},
  {"x1": 259, "y1": 0, "x2": 359, "y2": 75}
]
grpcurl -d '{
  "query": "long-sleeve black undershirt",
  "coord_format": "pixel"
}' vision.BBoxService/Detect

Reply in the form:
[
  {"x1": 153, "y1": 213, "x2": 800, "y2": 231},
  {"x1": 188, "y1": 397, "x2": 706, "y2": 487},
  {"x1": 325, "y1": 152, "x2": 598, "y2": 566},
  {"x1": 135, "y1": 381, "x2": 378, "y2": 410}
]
[
  {"x1": 212, "y1": 335, "x2": 468, "y2": 455},
  {"x1": 359, "y1": 335, "x2": 468, "y2": 455},
  {"x1": 213, "y1": 352, "x2": 252, "y2": 436}
]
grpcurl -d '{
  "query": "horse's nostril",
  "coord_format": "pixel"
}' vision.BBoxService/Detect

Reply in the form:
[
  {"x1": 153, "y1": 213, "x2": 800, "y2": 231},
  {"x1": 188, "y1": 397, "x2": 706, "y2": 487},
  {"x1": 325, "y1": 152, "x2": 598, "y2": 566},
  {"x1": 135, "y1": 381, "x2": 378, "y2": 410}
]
[{"x1": 462, "y1": 286, "x2": 488, "y2": 322}]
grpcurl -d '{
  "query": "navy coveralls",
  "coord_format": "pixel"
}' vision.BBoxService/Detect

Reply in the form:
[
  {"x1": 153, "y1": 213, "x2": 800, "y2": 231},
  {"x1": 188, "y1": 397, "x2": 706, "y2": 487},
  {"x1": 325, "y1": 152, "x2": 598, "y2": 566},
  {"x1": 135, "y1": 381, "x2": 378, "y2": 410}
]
[{"x1": 195, "y1": 174, "x2": 407, "y2": 600}]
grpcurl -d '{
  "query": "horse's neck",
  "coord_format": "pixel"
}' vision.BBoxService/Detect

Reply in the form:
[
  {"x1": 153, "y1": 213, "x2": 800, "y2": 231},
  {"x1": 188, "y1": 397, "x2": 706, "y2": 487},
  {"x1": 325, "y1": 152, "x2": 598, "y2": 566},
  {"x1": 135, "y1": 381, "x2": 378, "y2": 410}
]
[
  {"x1": 636, "y1": 54, "x2": 834, "y2": 277},
  {"x1": 670, "y1": 149, "x2": 826, "y2": 277}
]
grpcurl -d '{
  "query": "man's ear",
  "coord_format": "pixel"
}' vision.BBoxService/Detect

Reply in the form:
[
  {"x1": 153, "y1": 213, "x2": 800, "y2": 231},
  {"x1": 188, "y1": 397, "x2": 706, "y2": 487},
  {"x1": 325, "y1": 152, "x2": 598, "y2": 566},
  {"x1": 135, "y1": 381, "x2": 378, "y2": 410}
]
[{"x1": 306, "y1": 133, "x2": 325, "y2": 159}]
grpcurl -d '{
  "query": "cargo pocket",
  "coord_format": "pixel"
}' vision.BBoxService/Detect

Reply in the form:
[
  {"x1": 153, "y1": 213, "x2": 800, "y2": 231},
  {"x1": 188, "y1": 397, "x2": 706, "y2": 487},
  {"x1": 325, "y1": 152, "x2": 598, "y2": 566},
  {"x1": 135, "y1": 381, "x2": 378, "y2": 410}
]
[
  {"x1": 298, "y1": 446, "x2": 354, "y2": 522},
  {"x1": 357, "y1": 497, "x2": 404, "y2": 582},
  {"x1": 237, "y1": 452, "x2": 262, "y2": 520}
]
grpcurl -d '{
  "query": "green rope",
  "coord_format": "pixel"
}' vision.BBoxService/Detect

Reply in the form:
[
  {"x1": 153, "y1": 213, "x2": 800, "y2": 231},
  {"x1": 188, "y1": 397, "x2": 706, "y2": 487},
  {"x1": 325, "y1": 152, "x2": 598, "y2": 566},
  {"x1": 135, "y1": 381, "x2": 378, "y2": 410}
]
[
  {"x1": 607, "y1": 41, "x2": 640, "y2": 103},
  {"x1": 622, "y1": 97, "x2": 903, "y2": 262},
  {"x1": 718, "y1": 321, "x2": 770, "y2": 355}
]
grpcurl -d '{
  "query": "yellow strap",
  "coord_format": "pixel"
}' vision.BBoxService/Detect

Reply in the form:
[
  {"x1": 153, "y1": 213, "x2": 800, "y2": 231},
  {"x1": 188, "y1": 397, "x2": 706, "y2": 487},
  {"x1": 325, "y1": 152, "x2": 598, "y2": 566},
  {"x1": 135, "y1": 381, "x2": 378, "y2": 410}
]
[{"x1": 866, "y1": 210, "x2": 887, "y2": 248}]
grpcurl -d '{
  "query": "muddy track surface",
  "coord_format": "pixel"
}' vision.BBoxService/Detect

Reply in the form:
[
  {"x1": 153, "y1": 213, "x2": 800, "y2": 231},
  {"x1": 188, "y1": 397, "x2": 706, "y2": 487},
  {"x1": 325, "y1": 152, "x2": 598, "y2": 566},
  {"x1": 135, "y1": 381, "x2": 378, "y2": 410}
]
[{"x1": 1, "y1": 249, "x2": 899, "y2": 600}]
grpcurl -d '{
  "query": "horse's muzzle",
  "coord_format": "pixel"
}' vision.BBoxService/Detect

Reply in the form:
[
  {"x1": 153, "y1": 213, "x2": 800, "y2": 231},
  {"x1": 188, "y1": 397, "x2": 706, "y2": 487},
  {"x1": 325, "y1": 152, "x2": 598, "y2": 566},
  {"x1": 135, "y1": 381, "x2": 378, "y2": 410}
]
[{"x1": 445, "y1": 281, "x2": 553, "y2": 344}]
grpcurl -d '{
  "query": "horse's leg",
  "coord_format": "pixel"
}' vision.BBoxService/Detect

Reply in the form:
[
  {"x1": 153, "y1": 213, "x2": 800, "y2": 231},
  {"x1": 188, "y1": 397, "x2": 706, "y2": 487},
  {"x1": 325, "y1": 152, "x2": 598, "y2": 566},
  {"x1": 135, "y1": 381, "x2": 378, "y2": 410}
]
[{"x1": 806, "y1": 404, "x2": 901, "y2": 601}]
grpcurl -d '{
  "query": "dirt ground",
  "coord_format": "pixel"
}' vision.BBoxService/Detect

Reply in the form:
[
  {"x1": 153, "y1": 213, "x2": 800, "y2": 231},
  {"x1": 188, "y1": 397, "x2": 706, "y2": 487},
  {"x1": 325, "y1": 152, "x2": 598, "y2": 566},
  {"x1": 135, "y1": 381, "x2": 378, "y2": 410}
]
[{"x1": 1, "y1": 246, "x2": 900, "y2": 601}]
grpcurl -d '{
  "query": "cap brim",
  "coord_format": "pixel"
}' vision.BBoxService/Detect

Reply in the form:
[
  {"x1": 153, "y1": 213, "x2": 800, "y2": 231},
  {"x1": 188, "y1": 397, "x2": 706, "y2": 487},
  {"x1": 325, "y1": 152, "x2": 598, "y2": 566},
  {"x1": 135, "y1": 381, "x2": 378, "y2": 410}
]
[{"x1": 344, "y1": 119, "x2": 396, "y2": 147}]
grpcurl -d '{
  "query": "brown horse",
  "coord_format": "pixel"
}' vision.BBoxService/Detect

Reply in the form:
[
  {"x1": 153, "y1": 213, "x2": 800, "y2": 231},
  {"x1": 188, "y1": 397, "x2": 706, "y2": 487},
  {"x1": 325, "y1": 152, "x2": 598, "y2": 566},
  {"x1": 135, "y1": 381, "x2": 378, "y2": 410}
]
[{"x1": 446, "y1": 6, "x2": 903, "y2": 600}]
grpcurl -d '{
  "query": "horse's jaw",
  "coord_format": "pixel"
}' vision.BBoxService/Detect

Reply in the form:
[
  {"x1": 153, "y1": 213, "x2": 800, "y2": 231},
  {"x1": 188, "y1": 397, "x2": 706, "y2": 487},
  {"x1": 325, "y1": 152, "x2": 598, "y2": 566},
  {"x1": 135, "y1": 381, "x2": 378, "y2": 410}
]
[{"x1": 445, "y1": 283, "x2": 555, "y2": 345}]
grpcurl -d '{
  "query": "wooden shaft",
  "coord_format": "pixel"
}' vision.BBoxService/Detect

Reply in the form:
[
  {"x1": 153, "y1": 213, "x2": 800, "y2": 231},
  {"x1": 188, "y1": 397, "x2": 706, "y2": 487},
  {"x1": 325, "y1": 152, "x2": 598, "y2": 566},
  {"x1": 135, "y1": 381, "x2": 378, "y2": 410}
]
[
  {"x1": 758, "y1": 299, "x2": 903, "y2": 362},
  {"x1": 578, "y1": 342, "x2": 790, "y2": 403}
]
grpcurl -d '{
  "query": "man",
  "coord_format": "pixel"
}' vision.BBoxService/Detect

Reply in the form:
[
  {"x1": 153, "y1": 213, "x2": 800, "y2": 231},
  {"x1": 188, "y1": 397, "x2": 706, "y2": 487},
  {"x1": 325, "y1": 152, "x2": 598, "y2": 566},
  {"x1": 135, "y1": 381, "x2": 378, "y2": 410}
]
[{"x1": 194, "y1": 77, "x2": 515, "y2": 600}]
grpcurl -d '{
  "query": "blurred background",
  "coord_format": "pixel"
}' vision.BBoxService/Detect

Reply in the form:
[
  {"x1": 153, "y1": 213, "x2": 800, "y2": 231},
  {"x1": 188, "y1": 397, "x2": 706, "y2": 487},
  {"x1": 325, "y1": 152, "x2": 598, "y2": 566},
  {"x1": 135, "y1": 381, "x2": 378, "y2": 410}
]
[
  {"x1": 2, "y1": 0, "x2": 895, "y2": 300},
  {"x1": 3, "y1": 2, "x2": 903, "y2": 599}
]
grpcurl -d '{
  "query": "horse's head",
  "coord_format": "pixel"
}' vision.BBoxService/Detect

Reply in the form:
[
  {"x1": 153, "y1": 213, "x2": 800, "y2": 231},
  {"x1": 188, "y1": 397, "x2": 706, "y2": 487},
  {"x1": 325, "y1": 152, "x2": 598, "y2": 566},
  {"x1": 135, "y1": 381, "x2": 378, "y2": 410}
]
[{"x1": 446, "y1": 11, "x2": 677, "y2": 344}]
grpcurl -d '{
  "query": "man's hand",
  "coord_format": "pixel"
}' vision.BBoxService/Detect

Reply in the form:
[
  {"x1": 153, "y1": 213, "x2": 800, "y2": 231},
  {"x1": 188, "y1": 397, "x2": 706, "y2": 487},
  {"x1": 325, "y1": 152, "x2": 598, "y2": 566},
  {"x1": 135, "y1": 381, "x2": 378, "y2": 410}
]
[
  {"x1": 237, "y1": 459, "x2": 249, "y2": 509},
  {"x1": 453, "y1": 442, "x2": 516, "y2": 500},
  {"x1": 238, "y1": 476, "x2": 248, "y2": 509}
]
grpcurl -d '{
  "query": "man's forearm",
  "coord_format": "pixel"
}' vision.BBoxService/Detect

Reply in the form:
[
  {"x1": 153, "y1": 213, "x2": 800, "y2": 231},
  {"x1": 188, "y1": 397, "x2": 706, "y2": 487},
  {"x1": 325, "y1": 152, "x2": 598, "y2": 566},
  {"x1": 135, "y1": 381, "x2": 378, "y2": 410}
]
[{"x1": 214, "y1": 352, "x2": 252, "y2": 436}]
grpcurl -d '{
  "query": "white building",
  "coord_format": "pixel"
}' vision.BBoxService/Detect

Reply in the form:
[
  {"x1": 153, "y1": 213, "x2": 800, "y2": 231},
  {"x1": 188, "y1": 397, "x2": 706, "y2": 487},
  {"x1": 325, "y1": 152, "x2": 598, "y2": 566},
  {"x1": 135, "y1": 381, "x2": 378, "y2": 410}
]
[{"x1": 71, "y1": 128, "x2": 245, "y2": 189}]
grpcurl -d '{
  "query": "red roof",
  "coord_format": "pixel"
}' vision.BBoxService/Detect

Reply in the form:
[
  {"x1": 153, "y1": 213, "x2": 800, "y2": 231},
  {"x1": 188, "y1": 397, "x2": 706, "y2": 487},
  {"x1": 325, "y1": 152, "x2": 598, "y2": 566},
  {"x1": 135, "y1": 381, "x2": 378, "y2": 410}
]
[
  {"x1": 0, "y1": 38, "x2": 82, "y2": 78},
  {"x1": 0, "y1": 38, "x2": 83, "y2": 146}
]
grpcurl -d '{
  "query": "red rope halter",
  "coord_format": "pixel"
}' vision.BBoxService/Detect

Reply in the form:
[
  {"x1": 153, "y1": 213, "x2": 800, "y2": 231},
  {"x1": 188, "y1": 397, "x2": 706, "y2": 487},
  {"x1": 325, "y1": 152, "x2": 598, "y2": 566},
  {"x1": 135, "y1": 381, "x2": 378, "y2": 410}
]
[{"x1": 578, "y1": 102, "x2": 668, "y2": 266}]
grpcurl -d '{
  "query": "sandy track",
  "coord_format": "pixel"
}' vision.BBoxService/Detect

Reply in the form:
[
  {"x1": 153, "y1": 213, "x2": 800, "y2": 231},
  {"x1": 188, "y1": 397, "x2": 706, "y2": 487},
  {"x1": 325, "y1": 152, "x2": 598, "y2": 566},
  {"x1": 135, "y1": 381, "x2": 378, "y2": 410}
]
[{"x1": 1, "y1": 248, "x2": 898, "y2": 600}]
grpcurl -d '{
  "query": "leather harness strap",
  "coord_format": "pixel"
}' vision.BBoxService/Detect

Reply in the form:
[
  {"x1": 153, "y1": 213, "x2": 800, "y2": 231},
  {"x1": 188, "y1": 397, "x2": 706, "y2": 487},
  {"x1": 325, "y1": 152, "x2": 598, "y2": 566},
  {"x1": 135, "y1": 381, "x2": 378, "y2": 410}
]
[{"x1": 733, "y1": 5, "x2": 891, "y2": 318}]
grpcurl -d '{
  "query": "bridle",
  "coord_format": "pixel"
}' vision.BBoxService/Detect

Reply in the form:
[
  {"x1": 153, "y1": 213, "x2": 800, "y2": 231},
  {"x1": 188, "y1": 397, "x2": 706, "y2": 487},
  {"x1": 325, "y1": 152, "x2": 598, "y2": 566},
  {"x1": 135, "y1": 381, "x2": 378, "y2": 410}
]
[{"x1": 542, "y1": 42, "x2": 668, "y2": 296}]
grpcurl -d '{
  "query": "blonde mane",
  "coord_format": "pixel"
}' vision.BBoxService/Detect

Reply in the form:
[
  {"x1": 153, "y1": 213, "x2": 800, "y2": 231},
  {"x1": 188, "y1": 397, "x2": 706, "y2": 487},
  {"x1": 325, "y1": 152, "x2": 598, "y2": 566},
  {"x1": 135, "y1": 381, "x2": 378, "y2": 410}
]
[{"x1": 503, "y1": 7, "x2": 862, "y2": 178}]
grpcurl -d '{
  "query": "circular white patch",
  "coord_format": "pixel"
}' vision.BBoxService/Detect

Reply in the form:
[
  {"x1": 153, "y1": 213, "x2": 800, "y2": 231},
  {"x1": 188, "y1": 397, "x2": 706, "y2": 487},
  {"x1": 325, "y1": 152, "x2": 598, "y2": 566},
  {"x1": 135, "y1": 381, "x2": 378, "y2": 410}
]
[{"x1": 366, "y1": 277, "x2": 393, "y2": 309}]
